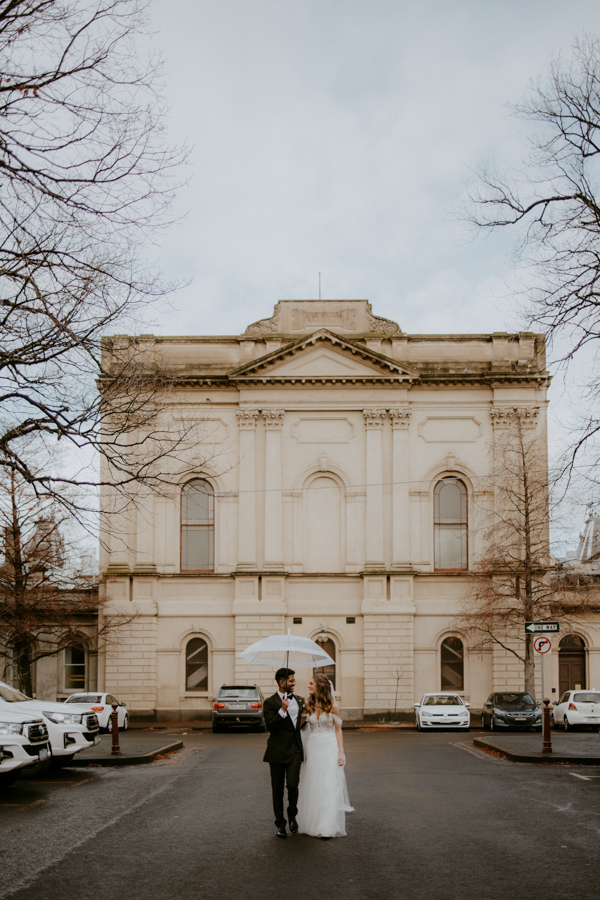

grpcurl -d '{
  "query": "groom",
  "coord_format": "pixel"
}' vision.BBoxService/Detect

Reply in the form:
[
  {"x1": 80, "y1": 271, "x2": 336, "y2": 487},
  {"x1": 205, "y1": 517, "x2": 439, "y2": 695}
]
[{"x1": 263, "y1": 667, "x2": 304, "y2": 838}]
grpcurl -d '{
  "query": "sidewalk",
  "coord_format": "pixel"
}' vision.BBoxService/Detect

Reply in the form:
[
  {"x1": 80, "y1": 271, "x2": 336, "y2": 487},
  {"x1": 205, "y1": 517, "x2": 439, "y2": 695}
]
[
  {"x1": 474, "y1": 732, "x2": 600, "y2": 765},
  {"x1": 67, "y1": 732, "x2": 184, "y2": 767}
]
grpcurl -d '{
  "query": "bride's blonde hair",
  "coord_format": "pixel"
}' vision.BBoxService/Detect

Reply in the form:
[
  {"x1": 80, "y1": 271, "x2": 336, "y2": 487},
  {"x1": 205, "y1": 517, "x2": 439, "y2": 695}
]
[{"x1": 305, "y1": 673, "x2": 333, "y2": 716}]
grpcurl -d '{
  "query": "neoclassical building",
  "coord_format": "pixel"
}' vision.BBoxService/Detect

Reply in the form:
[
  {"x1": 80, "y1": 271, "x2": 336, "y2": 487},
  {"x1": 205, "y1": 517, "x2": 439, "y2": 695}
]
[{"x1": 97, "y1": 299, "x2": 566, "y2": 720}]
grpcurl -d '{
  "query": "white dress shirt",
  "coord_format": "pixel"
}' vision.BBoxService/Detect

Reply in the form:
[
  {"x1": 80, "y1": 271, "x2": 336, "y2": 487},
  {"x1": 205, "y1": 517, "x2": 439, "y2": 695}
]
[{"x1": 277, "y1": 690, "x2": 299, "y2": 728}]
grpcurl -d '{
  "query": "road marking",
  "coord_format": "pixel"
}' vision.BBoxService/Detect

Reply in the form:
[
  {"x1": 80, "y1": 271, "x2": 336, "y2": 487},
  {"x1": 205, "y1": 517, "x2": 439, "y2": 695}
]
[
  {"x1": 19, "y1": 799, "x2": 46, "y2": 811},
  {"x1": 570, "y1": 773, "x2": 600, "y2": 781},
  {"x1": 451, "y1": 741, "x2": 511, "y2": 764}
]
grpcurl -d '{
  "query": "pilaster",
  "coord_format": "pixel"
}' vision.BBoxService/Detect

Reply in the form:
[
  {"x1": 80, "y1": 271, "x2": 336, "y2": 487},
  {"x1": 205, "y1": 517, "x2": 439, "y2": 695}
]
[
  {"x1": 389, "y1": 408, "x2": 411, "y2": 568},
  {"x1": 263, "y1": 409, "x2": 285, "y2": 569},
  {"x1": 363, "y1": 409, "x2": 386, "y2": 569},
  {"x1": 236, "y1": 409, "x2": 259, "y2": 569}
]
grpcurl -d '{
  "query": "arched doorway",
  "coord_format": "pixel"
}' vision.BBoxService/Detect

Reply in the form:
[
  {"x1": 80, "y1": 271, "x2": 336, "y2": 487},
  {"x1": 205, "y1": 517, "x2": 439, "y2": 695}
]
[
  {"x1": 314, "y1": 638, "x2": 336, "y2": 689},
  {"x1": 559, "y1": 635, "x2": 587, "y2": 694}
]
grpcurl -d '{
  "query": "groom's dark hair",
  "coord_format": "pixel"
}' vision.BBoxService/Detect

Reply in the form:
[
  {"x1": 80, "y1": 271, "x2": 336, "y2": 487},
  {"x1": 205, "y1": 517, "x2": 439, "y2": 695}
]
[{"x1": 275, "y1": 667, "x2": 295, "y2": 685}]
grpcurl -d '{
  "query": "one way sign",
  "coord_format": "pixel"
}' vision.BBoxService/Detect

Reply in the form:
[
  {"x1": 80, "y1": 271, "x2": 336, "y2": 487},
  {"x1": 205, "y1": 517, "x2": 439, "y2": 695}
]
[{"x1": 525, "y1": 621, "x2": 560, "y2": 634}]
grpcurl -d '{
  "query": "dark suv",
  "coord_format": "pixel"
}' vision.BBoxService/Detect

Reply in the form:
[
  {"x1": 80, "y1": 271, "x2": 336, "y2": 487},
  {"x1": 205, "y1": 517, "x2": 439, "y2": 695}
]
[
  {"x1": 212, "y1": 685, "x2": 266, "y2": 733},
  {"x1": 482, "y1": 692, "x2": 542, "y2": 731}
]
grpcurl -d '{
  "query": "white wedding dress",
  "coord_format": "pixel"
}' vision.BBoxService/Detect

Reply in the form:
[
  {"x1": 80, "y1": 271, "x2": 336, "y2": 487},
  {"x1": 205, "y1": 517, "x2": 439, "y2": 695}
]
[{"x1": 296, "y1": 712, "x2": 354, "y2": 838}]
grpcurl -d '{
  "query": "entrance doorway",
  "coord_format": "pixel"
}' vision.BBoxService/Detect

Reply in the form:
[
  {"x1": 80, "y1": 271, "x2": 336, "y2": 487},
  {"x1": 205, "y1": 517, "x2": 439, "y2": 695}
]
[{"x1": 558, "y1": 635, "x2": 586, "y2": 694}]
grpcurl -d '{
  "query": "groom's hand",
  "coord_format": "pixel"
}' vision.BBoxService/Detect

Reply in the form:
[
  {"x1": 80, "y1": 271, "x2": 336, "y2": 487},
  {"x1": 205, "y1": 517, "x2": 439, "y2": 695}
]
[{"x1": 281, "y1": 696, "x2": 290, "y2": 713}]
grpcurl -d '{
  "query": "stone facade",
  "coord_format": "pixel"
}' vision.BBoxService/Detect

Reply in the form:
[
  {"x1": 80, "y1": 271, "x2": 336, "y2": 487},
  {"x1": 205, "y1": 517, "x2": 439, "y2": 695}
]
[{"x1": 98, "y1": 299, "x2": 559, "y2": 719}]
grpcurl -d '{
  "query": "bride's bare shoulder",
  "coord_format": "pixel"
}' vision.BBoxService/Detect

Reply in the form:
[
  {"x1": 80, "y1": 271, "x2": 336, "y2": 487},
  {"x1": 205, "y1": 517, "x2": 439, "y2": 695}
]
[{"x1": 331, "y1": 701, "x2": 341, "y2": 716}]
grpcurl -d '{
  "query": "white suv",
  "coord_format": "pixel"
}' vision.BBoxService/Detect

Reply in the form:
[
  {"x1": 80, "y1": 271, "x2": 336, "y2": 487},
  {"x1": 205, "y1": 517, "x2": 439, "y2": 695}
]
[
  {"x1": 0, "y1": 708, "x2": 50, "y2": 780},
  {"x1": 0, "y1": 681, "x2": 100, "y2": 763}
]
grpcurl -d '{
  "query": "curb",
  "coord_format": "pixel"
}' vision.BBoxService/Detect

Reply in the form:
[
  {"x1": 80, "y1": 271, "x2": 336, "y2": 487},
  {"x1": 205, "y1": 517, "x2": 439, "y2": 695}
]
[
  {"x1": 473, "y1": 737, "x2": 600, "y2": 766},
  {"x1": 68, "y1": 740, "x2": 184, "y2": 767}
]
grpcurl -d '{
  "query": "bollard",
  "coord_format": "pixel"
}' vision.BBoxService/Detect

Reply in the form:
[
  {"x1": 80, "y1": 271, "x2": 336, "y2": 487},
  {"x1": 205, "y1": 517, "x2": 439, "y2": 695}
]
[
  {"x1": 542, "y1": 697, "x2": 552, "y2": 753},
  {"x1": 111, "y1": 701, "x2": 121, "y2": 755}
]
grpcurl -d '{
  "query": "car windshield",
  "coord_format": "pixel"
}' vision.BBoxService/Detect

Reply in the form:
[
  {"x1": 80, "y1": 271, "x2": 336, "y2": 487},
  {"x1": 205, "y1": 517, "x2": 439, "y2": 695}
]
[
  {"x1": 66, "y1": 694, "x2": 103, "y2": 703},
  {"x1": 0, "y1": 683, "x2": 30, "y2": 703},
  {"x1": 218, "y1": 688, "x2": 259, "y2": 699},
  {"x1": 495, "y1": 693, "x2": 536, "y2": 709},
  {"x1": 573, "y1": 692, "x2": 600, "y2": 703},
  {"x1": 422, "y1": 695, "x2": 463, "y2": 706}
]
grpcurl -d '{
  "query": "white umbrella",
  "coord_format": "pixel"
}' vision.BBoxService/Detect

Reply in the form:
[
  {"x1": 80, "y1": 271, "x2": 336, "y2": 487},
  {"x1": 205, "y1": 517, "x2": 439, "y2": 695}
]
[{"x1": 238, "y1": 631, "x2": 335, "y2": 669}]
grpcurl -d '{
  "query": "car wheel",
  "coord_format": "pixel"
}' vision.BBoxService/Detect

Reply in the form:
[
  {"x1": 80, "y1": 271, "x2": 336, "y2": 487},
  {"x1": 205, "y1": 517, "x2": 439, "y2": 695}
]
[
  {"x1": 550, "y1": 714, "x2": 556, "y2": 729},
  {"x1": 489, "y1": 717, "x2": 494, "y2": 732},
  {"x1": 416, "y1": 719, "x2": 421, "y2": 731},
  {"x1": 564, "y1": 716, "x2": 571, "y2": 732},
  {"x1": 481, "y1": 715, "x2": 487, "y2": 730},
  {"x1": 212, "y1": 724, "x2": 222, "y2": 733},
  {"x1": 119, "y1": 714, "x2": 128, "y2": 732}
]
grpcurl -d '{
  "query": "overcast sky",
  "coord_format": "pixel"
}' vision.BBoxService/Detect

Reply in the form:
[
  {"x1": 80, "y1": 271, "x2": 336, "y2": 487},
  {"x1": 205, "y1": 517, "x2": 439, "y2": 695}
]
[{"x1": 143, "y1": 1, "x2": 600, "y2": 546}]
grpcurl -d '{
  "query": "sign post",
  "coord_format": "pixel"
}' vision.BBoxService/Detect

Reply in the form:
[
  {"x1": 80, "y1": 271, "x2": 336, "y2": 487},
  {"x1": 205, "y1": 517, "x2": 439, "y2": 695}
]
[{"x1": 533, "y1": 635, "x2": 552, "y2": 701}]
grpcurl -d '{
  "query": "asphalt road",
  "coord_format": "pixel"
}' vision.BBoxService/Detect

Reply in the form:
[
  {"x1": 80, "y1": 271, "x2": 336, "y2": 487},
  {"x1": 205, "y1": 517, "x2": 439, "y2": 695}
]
[{"x1": 2, "y1": 731, "x2": 600, "y2": 900}]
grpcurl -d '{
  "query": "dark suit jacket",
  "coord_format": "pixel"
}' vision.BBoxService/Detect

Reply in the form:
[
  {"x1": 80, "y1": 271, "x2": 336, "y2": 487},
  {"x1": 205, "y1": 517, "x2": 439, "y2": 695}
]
[{"x1": 263, "y1": 693, "x2": 304, "y2": 764}]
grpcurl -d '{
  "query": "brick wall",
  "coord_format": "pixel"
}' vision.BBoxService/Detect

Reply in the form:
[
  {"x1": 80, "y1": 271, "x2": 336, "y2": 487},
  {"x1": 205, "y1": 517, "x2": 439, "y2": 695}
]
[
  {"x1": 104, "y1": 616, "x2": 157, "y2": 706},
  {"x1": 234, "y1": 615, "x2": 286, "y2": 696},
  {"x1": 363, "y1": 614, "x2": 415, "y2": 710}
]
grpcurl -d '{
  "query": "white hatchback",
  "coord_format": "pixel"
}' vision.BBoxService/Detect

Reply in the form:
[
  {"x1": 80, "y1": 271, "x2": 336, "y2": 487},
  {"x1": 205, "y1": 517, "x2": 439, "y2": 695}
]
[
  {"x1": 65, "y1": 693, "x2": 128, "y2": 732},
  {"x1": 553, "y1": 690, "x2": 600, "y2": 731},
  {"x1": 414, "y1": 693, "x2": 471, "y2": 731}
]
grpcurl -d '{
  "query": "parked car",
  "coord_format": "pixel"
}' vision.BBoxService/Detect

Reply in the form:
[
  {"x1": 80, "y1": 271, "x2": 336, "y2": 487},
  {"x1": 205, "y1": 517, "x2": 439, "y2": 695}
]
[
  {"x1": 0, "y1": 681, "x2": 100, "y2": 763},
  {"x1": 482, "y1": 692, "x2": 542, "y2": 731},
  {"x1": 414, "y1": 693, "x2": 470, "y2": 731},
  {"x1": 552, "y1": 690, "x2": 600, "y2": 731},
  {"x1": 0, "y1": 709, "x2": 50, "y2": 783},
  {"x1": 64, "y1": 693, "x2": 128, "y2": 732},
  {"x1": 212, "y1": 685, "x2": 266, "y2": 732}
]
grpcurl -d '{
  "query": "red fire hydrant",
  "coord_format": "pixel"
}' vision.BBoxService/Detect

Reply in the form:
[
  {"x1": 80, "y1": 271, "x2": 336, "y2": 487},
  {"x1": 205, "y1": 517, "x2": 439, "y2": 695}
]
[{"x1": 111, "y1": 701, "x2": 121, "y2": 756}]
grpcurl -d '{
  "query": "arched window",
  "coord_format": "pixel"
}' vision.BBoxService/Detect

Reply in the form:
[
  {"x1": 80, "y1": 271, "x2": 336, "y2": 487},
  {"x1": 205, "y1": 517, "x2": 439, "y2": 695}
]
[
  {"x1": 64, "y1": 644, "x2": 86, "y2": 691},
  {"x1": 314, "y1": 638, "x2": 336, "y2": 690},
  {"x1": 434, "y1": 478, "x2": 468, "y2": 570},
  {"x1": 441, "y1": 637, "x2": 464, "y2": 691},
  {"x1": 181, "y1": 479, "x2": 214, "y2": 572},
  {"x1": 185, "y1": 638, "x2": 208, "y2": 692}
]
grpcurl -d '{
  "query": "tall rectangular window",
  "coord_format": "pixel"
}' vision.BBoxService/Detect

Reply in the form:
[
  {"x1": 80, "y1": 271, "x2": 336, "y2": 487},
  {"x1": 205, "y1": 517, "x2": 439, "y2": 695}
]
[
  {"x1": 64, "y1": 645, "x2": 86, "y2": 691},
  {"x1": 181, "y1": 480, "x2": 214, "y2": 571}
]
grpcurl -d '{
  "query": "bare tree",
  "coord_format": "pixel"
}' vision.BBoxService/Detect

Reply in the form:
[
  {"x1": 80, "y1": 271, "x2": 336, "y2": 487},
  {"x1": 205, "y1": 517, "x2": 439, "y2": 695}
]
[
  {"x1": 468, "y1": 36, "x2": 600, "y2": 471},
  {"x1": 462, "y1": 410, "x2": 593, "y2": 695},
  {"x1": 0, "y1": 455, "x2": 134, "y2": 694},
  {"x1": 0, "y1": 0, "x2": 200, "y2": 515}
]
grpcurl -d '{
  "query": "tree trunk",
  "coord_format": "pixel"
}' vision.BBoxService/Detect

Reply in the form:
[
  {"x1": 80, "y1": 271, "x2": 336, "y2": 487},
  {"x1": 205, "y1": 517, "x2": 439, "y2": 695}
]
[
  {"x1": 15, "y1": 641, "x2": 33, "y2": 696},
  {"x1": 524, "y1": 633, "x2": 535, "y2": 696}
]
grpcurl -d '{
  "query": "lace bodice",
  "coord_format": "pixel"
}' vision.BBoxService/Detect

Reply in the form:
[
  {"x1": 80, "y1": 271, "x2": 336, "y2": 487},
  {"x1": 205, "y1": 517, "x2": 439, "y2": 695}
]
[{"x1": 305, "y1": 712, "x2": 342, "y2": 734}]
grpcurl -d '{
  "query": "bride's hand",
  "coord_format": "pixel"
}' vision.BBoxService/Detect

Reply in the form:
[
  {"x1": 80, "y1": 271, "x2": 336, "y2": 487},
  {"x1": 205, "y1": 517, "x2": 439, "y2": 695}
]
[{"x1": 338, "y1": 753, "x2": 345, "y2": 766}]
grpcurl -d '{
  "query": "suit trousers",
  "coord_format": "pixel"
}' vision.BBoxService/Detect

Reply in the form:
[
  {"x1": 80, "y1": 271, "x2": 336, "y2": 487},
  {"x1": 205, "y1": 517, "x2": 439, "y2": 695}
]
[{"x1": 269, "y1": 755, "x2": 302, "y2": 828}]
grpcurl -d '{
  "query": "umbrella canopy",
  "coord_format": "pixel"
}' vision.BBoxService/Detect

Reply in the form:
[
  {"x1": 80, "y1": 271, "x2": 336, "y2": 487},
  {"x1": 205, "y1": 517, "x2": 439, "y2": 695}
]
[{"x1": 238, "y1": 632, "x2": 335, "y2": 669}]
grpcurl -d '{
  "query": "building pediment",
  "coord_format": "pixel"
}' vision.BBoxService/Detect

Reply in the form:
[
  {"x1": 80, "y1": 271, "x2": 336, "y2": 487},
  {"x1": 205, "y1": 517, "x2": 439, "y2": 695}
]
[{"x1": 229, "y1": 330, "x2": 419, "y2": 384}]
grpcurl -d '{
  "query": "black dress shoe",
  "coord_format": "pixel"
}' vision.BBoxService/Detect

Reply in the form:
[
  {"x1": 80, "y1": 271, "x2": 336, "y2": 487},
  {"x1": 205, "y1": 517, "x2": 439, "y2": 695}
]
[
  {"x1": 289, "y1": 819, "x2": 298, "y2": 834},
  {"x1": 277, "y1": 826, "x2": 287, "y2": 838}
]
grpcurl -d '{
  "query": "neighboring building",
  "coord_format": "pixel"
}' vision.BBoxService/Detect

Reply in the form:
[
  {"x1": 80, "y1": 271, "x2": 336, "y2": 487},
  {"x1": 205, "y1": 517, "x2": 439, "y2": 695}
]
[{"x1": 99, "y1": 299, "x2": 560, "y2": 720}]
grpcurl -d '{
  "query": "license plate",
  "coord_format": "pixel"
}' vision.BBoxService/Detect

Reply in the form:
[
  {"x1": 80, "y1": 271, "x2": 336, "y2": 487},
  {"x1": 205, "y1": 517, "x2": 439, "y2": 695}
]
[
  {"x1": 514, "y1": 716, "x2": 527, "y2": 722},
  {"x1": 229, "y1": 703, "x2": 246, "y2": 709},
  {"x1": 93, "y1": 735, "x2": 101, "y2": 745},
  {"x1": 38, "y1": 747, "x2": 49, "y2": 761}
]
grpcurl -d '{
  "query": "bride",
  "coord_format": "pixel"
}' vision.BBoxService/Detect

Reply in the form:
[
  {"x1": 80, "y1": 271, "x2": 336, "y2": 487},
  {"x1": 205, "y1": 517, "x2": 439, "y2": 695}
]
[{"x1": 296, "y1": 673, "x2": 354, "y2": 838}]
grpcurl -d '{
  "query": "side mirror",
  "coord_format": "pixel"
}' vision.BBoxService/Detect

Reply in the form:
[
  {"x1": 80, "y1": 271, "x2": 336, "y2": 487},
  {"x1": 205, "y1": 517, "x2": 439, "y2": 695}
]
[
  {"x1": 484, "y1": 702, "x2": 492, "y2": 708},
  {"x1": 464, "y1": 702, "x2": 471, "y2": 708},
  {"x1": 552, "y1": 701, "x2": 558, "y2": 706},
  {"x1": 120, "y1": 702, "x2": 127, "y2": 708},
  {"x1": 414, "y1": 703, "x2": 421, "y2": 708}
]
